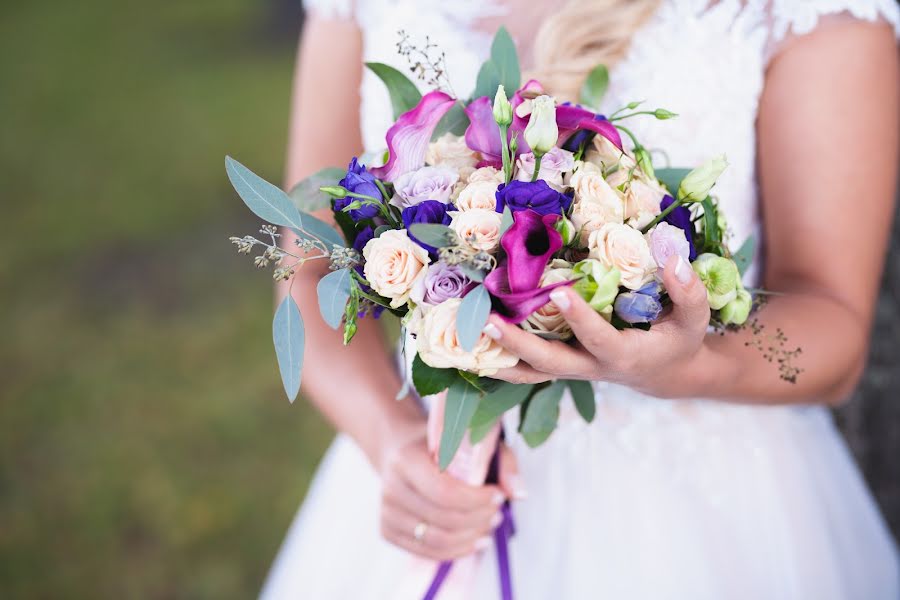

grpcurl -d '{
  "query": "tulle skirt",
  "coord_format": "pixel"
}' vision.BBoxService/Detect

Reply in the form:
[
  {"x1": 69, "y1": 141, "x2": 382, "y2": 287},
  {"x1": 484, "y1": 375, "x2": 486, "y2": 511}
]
[{"x1": 260, "y1": 383, "x2": 899, "y2": 599}]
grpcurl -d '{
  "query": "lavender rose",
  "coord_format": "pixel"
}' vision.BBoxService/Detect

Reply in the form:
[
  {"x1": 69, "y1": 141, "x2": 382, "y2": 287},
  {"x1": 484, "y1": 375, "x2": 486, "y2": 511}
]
[
  {"x1": 495, "y1": 180, "x2": 573, "y2": 216},
  {"x1": 410, "y1": 263, "x2": 477, "y2": 306},
  {"x1": 515, "y1": 147, "x2": 575, "y2": 190},
  {"x1": 646, "y1": 221, "x2": 690, "y2": 268},
  {"x1": 660, "y1": 195, "x2": 697, "y2": 259},
  {"x1": 391, "y1": 165, "x2": 459, "y2": 209},
  {"x1": 335, "y1": 157, "x2": 383, "y2": 221}
]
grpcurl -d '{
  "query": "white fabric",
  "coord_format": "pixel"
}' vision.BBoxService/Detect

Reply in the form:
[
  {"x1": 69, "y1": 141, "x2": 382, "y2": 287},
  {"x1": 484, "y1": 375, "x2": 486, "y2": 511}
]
[{"x1": 263, "y1": 1, "x2": 900, "y2": 598}]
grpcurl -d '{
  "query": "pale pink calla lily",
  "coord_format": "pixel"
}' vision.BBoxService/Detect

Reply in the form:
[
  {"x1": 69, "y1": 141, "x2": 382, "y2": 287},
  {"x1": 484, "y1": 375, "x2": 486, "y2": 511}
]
[{"x1": 371, "y1": 91, "x2": 456, "y2": 182}]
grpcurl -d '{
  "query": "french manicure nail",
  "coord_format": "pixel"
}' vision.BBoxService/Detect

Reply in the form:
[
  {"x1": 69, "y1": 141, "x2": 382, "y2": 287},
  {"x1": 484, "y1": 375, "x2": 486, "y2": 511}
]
[
  {"x1": 674, "y1": 255, "x2": 692, "y2": 285},
  {"x1": 490, "y1": 512, "x2": 503, "y2": 528},
  {"x1": 509, "y1": 475, "x2": 528, "y2": 500},
  {"x1": 549, "y1": 289, "x2": 570, "y2": 311},
  {"x1": 474, "y1": 536, "x2": 492, "y2": 551},
  {"x1": 483, "y1": 323, "x2": 502, "y2": 340},
  {"x1": 492, "y1": 491, "x2": 505, "y2": 506}
]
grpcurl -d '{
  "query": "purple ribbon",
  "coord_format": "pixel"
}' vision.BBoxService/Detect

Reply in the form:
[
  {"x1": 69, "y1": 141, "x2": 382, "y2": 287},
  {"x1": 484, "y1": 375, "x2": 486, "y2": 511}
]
[{"x1": 421, "y1": 442, "x2": 515, "y2": 600}]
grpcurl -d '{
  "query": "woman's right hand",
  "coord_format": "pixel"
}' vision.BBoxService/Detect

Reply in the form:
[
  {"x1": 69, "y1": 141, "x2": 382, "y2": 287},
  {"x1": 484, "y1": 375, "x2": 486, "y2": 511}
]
[{"x1": 376, "y1": 425, "x2": 518, "y2": 561}]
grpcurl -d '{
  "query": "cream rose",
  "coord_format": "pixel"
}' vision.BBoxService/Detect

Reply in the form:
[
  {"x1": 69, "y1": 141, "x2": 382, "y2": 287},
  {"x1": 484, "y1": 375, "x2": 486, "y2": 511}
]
[
  {"x1": 362, "y1": 230, "x2": 430, "y2": 308},
  {"x1": 588, "y1": 222, "x2": 657, "y2": 290},
  {"x1": 414, "y1": 299, "x2": 518, "y2": 376},
  {"x1": 425, "y1": 133, "x2": 479, "y2": 171},
  {"x1": 585, "y1": 134, "x2": 636, "y2": 171},
  {"x1": 569, "y1": 162, "x2": 625, "y2": 244},
  {"x1": 454, "y1": 180, "x2": 499, "y2": 211},
  {"x1": 448, "y1": 209, "x2": 503, "y2": 253},
  {"x1": 604, "y1": 170, "x2": 666, "y2": 229},
  {"x1": 523, "y1": 259, "x2": 576, "y2": 340},
  {"x1": 467, "y1": 166, "x2": 505, "y2": 185}
]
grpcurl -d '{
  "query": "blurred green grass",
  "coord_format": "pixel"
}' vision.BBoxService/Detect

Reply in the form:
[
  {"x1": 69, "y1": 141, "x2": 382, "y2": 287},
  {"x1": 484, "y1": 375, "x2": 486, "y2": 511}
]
[{"x1": 0, "y1": 1, "x2": 335, "y2": 597}]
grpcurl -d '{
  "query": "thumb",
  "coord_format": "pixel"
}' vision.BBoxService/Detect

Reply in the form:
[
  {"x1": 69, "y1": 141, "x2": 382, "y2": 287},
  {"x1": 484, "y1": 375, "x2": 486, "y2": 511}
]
[
  {"x1": 498, "y1": 444, "x2": 527, "y2": 501},
  {"x1": 661, "y1": 255, "x2": 710, "y2": 334}
]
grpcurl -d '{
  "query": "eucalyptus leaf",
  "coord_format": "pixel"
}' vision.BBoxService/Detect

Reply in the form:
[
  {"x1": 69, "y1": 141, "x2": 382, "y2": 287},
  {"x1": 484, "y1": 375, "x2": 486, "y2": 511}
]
[
  {"x1": 732, "y1": 236, "x2": 756, "y2": 277},
  {"x1": 499, "y1": 206, "x2": 514, "y2": 235},
  {"x1": 373, "y1": 224, "x2": 392, "y2": 238},
  {"x1": 289, "y1": 167, "x2": 345, "y2": 213},
  {"x1": 654, "y1": 167, "x2": 691, "y2": 197},
  {"x1": 457, "y1": 263, "x2": 486, "y2": 283},
  {"x1": 469, "y1": 416, "x2": 499, "y2": 445},
  {"x1": 412, "y1": 354, "x2": 458, "y2": 397},
  {"x1": 520, "y1": 382, "x2": 564, "y2": 447},
  {"x1": 408, "y1": 223, "x2": 457, "y2": 248},
  {"x1": 365, "y1": 62, "x2": 422, "y2": 120},
  {"x1": 470, "y1": 382, "x2": 533, "y2": 432},
  {"x1": 316, "y1": 268, "x2": 352, "y2": 330},
  {"x1": 439, "y1": 379, "x2": 481, "y2": 470},
  {"x1": 579, "y1": 64, "x2": 609, "y2": 110},
  {"x1": 456, "y1": 285, "x2": 491, "y2": 352},
  {"x1": 700, "y1": 197, "x2": 721, "y2": 252},
  {"x1": 432, "y1": 103, "x2": 469, "y2": 139},
  {"x1": 273, "y1": 295, "x2": 305, "y2": 403},
  {"x1": 473, "y1": 60, "x2": 501, "y2": 100},
  {"x1": 289, "y1": 210, "x2": 346, "y2": 250},
  {"x1": 490, "y1": 26, "x2": 521, "y2": 94},
  {"x1": 565, "y1": 380, "x2": 595, "y2": 423},
  {"x1": 226, "y1": 156, "x2": 303, "y2": 230}
]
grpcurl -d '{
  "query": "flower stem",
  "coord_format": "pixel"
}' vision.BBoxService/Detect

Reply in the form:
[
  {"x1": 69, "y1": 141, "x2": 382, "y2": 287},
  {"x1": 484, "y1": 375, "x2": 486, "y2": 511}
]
[
  {"x1": 530, "y1": 153, "x2": 543, "y2": 182},
  {"x1": 641, "y1": 198, "x2": 684, "y2": 233},
  {"x1": 499, "y1": 123, "x2": 512, "y2": 184}
]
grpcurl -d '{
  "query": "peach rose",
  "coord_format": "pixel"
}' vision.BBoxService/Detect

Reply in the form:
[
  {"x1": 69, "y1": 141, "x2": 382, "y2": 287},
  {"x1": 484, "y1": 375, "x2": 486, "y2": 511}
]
[
  {"x1": 362, "y1": 230, "x2": 430, "y2": 308},
  {"x1": 585, "y1": 134, "x2": 636, "y2": 171},
  {"x1": 588, "y1": 222, "x2": 657, "y2": 290},
  {"x1": 448, "y1": 209, "x2": 503, "y2": 253},
  {"x1": 426, "y1": 133, "x2": 479, "y2": 171},
  {"x1": 569, "y1": 162, "x2": 625, "y2": 244},
  {"x1": 466, "y1": 166, "x2": 505, "y2": 185},
  {"x1": 605, "y1": 170, "x2": 665, "y2": 229},
  {"x1": 454, "y1": 180, "x2": 499, "y2": 211},
  {"x1": 414, "y1": 299, "x2": 518, "y2": 375}
]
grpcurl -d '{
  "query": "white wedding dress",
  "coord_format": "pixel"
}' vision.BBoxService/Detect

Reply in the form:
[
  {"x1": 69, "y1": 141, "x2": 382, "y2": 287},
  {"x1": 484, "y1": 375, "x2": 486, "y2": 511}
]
[{"x1": 261, "y1": 1, "x2": 900, "y2": 598}]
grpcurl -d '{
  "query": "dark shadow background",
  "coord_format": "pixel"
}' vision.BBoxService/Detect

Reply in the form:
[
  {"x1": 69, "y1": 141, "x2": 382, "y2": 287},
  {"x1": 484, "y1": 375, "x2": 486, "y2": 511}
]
[{"x1": 0, "y1": 1, "x2": 897, "y2": 597}]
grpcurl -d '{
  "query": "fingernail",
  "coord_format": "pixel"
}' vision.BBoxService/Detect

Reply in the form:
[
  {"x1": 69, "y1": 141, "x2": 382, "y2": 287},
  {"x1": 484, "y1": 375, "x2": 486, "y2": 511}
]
[
  {"x1": 674, "y1": 255, "x2": 692, "y2": 285},
  {"x1": 549, "y1": 289, "x2": 570, "y2": 311},
  {"x1": 483, "y1": 323, "x2": 502, "y2": 340},
  {"x1": 490, "y1": 512, "x2": 503, "y2": 528},
  {"x1": 509, "y1": 475, "x2": 528, "y2": 500},
  {"x1": 474, "y1": 536, "x2": 492, "y2": 551},
  {"x1": 492, "y1": 491, "x2": 505, "y2": 506}
]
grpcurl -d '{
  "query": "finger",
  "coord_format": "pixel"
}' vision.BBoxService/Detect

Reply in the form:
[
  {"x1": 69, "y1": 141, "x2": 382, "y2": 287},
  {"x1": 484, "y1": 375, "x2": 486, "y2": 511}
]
[
  {"x1": 400, "y1": 448, "x2": 506, "y2": 512},
  {"x1": 498, "y1": 444, "x2": 527, "y2": 501},
  {"x1": 546, "y1": 287, "x2": 624, "y2": 363},
  {"x1": 381, "y1": 504, "x2": 492, "y2": 560},
  {"x1": 658, "y1": 255, "x2": 710, "y2": 336},
  {"x1": 491, "y1": 363, "x2": 555, "y2": 385},
  {"x1": 383, "y1": 471, "x2": 499, "y2": 534},
  {"x1": 483, "y1": 315, "x2": 597, "y2": 378}
]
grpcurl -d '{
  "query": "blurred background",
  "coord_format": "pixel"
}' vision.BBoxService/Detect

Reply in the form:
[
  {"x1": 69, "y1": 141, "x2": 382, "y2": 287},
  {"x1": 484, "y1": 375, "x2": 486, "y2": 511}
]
[{"x1": 1, "y1": 1, "x2": 898, "y2": 597}]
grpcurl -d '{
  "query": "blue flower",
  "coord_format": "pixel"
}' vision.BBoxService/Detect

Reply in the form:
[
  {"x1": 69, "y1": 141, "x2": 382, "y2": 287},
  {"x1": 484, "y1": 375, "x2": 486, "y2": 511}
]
[
  {"x1": 334, "y1": 158, "x2": 383, "y2": 221},
  {"x1": 613, "y1": 291, "x2": 662, "y2": 324},
  {"x1": 495, "y1": 180, "x2": 573, "y2": 216},
  {"x1": 401, "y1": 200, "x2": 451, "y2": 254}
]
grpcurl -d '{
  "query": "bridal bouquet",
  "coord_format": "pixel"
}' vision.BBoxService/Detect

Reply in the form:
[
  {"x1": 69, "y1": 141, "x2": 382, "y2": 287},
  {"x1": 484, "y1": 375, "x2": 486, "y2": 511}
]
[{"x1": 226, "y1": 28, "x2": 757, "y2": 472}]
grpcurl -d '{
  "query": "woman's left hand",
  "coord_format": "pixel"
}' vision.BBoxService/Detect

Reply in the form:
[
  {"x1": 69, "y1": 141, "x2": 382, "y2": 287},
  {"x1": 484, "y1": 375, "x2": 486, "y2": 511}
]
[{"x1": 483, "y1": 256, "x2": 713, "y2": 398}]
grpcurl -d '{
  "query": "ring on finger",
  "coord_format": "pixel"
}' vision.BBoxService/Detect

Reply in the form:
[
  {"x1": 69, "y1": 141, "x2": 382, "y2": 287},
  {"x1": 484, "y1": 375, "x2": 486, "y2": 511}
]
[{"x1": 413, "y1": 521, "x2": 428, "y2": 543}]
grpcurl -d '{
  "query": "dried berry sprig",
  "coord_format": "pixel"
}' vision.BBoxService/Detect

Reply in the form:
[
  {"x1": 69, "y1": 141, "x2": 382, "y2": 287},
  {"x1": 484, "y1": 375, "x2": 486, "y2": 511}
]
[
  {"x1": 396, "y1": 30, "x2": 454, "y2": 94},
  {"x1": 228, "y1": 224, "x2": 353, "y2": 282}
]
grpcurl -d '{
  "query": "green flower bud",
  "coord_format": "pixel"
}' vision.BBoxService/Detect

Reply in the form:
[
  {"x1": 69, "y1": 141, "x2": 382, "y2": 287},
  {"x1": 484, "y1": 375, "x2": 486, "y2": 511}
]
[
  {"x1": 653, "y1": 108, "x2": 678, "y2": 120},
  {"x1": 634, "y1": 147, "x2": 655, "y2": 179},
  {"x1": 572, "y1": 259, "x2": 621, "y2": 312},
  {"x1": 677, "y1": 155, "x2": 728, "y2": 202},
  {"x1": 555, "y1": 215, "x2": 577, "y2": 246},
  {"x1": 493, "y1": 84, "x2": 513, "y2": 127},
  {"x1": 524, "y1": 95, "x2": 558, "y2": 157},
  {"x1": 692, "y1": 253, "x2": 740, "y2": 310},
  {"x1": 719, "y1": 287, "x2": 752, "y2": 326},
  {"x1": 319, "y1": 185, "x2": 348, "y2": 198}
]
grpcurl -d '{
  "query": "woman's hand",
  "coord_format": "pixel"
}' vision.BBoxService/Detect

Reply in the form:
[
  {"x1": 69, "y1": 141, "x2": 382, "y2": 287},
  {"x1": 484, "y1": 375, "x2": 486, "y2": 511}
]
[
  {"x1": 376, "y1": 423, "x2": 521, "y2": 561},
  {"x1": 484, "y1": 256, "x2": 712, "y2": 398}
]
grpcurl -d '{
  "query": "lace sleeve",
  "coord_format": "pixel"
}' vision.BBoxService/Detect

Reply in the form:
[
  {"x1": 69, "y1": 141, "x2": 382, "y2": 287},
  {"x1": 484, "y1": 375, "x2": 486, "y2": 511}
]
[
  {"x1": 765, "y1": 0, "x2": 900, "y2": 63},
  {"x1": 303, "y1": 0, "x2": 355, "y2": 21}
]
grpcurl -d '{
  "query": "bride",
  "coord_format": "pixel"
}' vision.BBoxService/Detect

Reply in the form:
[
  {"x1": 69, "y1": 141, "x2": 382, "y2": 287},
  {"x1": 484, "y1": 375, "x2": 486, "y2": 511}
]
[{"x1": 261, "y1": 1, "x2": 900, "y2": 598}]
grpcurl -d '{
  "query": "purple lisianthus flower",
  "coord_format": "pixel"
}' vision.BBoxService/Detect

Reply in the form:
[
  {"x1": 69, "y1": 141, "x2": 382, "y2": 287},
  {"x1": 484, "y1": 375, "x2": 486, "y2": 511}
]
[
  {"x1": 335, "y1": 157, "x2": 383, "y2": 221},
  {"x1": 484, "y1": 210, "x2": 573, "y2": 323},
  {"x1": 495, "y1": 180, "x2": 573, "y2": 216},
  {"x1": 410, "y1": 263, "x2": 477, "y2": 306},
  {"x1": 614, "y1": 291, "x2": 663, "y2": 324},
  {"x1": 401, "y1": 200, "x2": 451, "y2": 254},
  {"x1": 352, "y1": 225, "x2": 374, "y2": 254},
  {"x1": 660, "y1": 195, "x2": 697, "y2": 260}
]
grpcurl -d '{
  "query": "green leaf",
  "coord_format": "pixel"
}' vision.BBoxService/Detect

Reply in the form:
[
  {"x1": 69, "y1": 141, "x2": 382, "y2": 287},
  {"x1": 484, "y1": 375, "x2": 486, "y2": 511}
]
[
  {"x1": 365, "y1": 62, "x2": 422, "y2": 120},
  {"x1": 432, "y1": 103, "x2": 469, "y2": 139},
  {"x1": 456, "y1": 284, "x2": 491, "y2": 352},
  {"x1": 473, "y1": 59, "x2": 501, "y2": 100},
  {"x1": 490, "y1": 26, "x2": 521, "y2": 93},
  {"x1": 289, "y1": 212, "x2": 346, "y2": 250},
  {"x1": 520, "y1": 382, "x2": 564, "y2": 447},
  {"x1": 373, "y1": 224, "x2": 392, "y2": 238},
  {"x1": 654, "y1": 167, "x2": 691, "y2": 197},
  {"x1": 411, "y1": 354, "x2": 458, "y2": 397},
  {"x1": 565, "y1": 380, "x2": 595, "y2": 423},
  {"x1": 579, "y1": 64, "x2": 609, "y2": 110},
  {"x1": 408, "y1": 223, "x2": 458, "y2": 248},
  {"x1": 499, "y1": 206, "x2": 514, "y2": 235},
  {"x1": 700, "y1": 197, "x2": 721, "y2": 252},
  {"x1": 289, "y1": 167, "x2": 345, "y2": 213},
  {"x1": 273, "y1": 295, "x2": 305, "y2": 403},
  {"x1": 457, "y1": 263, "x2": 486, "y2": 283},
  {"x1": 469, "y1": 382, "x2": 533, "y2": 443},
  {"x1": 439, "y1": 379, "x2": 482, "y2": 470},
  {"x1": 316, "y1": 268, "x2": 351, "y2": 330},
  {"x1": 732, "y1": 236, "x2": 756, "y2": 277}
]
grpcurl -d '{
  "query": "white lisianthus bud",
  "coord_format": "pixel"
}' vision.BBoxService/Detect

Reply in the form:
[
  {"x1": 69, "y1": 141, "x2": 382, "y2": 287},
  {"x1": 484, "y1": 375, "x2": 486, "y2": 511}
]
[
  {"x1": 719, "y1": 287, "x2": 752, "y2": 325},
  {"x1": 493, "y1": 84, "x2": 512, "y2": 126},
  {"x1": 692, "y1": 253, "x2": 740, "y2": 310},
  {"x1": 678, "y1": 155, "x2": 728, "y2": 202},
  {"x1": 555, "y1": 215, "x2": 577, "y2": 246},
  {"x1": 523, "y1": 95, "x2": 558, "y2": 157}
]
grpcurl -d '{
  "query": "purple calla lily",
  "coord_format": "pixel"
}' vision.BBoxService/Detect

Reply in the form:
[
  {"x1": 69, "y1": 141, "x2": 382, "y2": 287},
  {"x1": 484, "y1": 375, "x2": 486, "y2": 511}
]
[
  {"x1": 370, "y1": 91, "x2": 456, "y2": 182},
  {"x1": 464, "y1": 79, "x2": 543, "y2": 166},
  {"x1": 555, "y1": 104, "x2": 623, "y2": 151},
  {"x1": 484, "y1": 266, "x2": 574, "y2": 323}
]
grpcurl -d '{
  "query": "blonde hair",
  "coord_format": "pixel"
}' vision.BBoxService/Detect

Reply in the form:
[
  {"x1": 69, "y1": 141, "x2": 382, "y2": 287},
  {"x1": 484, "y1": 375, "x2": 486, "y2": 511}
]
[{"x1": 528, "y1": 0, "x2": 661, "y2": 102}]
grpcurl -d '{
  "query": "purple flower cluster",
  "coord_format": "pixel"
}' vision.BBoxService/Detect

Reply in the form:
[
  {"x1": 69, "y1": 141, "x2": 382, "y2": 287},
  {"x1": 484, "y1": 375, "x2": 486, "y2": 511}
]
[
  {"x1": 495, "y1": 180, "x2": 572, "y2": 217},
  {"x1": 335, "y1": 158, "x2": 383, "y2": 221}
]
